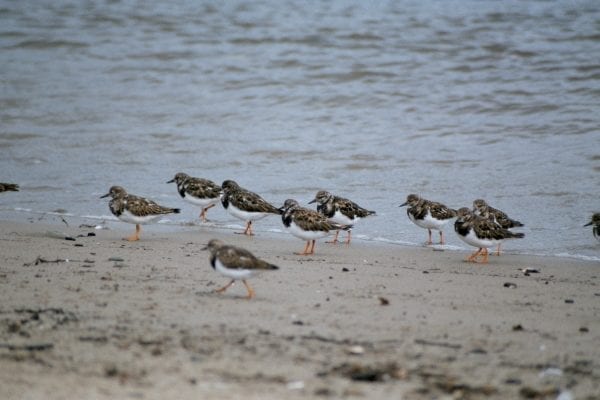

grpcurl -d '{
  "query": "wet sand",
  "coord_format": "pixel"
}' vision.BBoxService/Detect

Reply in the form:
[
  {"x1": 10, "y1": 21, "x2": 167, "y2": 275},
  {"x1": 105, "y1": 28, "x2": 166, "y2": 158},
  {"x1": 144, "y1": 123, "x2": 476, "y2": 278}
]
[{"x1": 0, "y1": 219, "x2": 598, "y2": 399}]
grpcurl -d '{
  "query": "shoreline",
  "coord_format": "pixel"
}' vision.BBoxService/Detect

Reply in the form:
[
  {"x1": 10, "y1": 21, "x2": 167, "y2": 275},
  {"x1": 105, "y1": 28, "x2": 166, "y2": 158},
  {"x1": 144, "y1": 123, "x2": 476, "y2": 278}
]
[
  {"x1": 2, "y1": 209, "x2": 598, "y2": 263},
  {"x1": 1, "y1": 218, "x2": 599, "y2": 399}
]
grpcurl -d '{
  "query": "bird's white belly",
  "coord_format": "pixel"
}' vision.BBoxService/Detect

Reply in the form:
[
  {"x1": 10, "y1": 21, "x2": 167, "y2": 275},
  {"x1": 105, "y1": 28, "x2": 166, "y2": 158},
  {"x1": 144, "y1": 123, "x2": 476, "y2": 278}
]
[
  {"x1": 184, "y1": 194, "x2": 221, "y2": 208},
  {"x1": 458, "y1": 229, "x2": 500, "y2": 249},
  {"x1": 329, "y1": 210, "x2": 356, "y2": 225},
  {"x1": 286, "y1": 221, "x2": 332, "y2": 240},
  {"x1": 409, "y1": 212, "x2": 449, "y2": 231},
  {"x1": 118, "y1": 210, "x2": 163, "y2": 225},
  {"x1": 214, "y1": 258, "x2": 255, "y2": 280},
  {"x1": 226, "y1": 203, "x2": 270, "y2": 222}
]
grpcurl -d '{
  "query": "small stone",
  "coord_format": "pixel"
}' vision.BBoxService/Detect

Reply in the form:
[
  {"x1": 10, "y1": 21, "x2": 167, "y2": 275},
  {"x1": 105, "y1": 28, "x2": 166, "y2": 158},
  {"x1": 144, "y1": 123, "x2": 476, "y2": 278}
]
[
  {"x1": 347, "y1": 345, "x2": 365, "y2": 355},
  {"x1": 564, "y1": 299, "x2": 574, "y2": 304},
  {"x1": 314, "y1": 387, "x2": 333, "y2": 396},
  {"x1": 378, "y1": 297, "x2": 390, "y2": 306},
  {"x1": 522, "y1": 268, "x2": 540, "y2": 274}
]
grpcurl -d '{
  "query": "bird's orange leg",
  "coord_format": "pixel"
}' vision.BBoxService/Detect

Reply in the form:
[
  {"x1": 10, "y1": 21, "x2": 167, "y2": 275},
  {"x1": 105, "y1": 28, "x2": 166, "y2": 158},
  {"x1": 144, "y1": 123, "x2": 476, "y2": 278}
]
[
  {"x1": 242, "y1": 280, "x2": 255, "y2": 299},
  {"x1": 439, "y1": 231, "x2": 445, "y2": 245},
  {"x1": 125, "y1": 224, "x2": 141, "y2": 241},
  {"x1": 215, "y1": 279, "x2": 235, "y2": 294},
  {"x1": 426, "y1": 229, "x2": 433, "y2": 245},
  {"x1": 495, "y1": 243, "x2": 501, "y2": 256},
  {"x1": 236, "y1": 221, "x2": 254, "y2": 236},
  {"x1": 345, "y1": 230, "x2": 352, "y2": 246},
  {"x1": 309, "y1": 239, "x2": 316, "y2": 254},
  {"x1": 326, "y1": 230, "x2": 340, "y2": 244},
  {"x1": 481, "y1": 248, "x2": 489, "y2": 263},
  {"x1": 295, "y1": 241, "x2": 312, "y2": 255},
  {"x1": 199, "y1": 204, "x2": 216, "y2": 223},
  {"x1": 466, "y1": 248, "x2": 483, "y2": 262}
]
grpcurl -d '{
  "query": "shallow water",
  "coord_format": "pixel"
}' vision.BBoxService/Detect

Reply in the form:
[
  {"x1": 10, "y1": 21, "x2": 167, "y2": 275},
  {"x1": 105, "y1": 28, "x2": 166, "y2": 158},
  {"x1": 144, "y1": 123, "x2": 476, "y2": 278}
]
[{"x1": 1, "y1": 0, "x2": 599, "y2": 260}]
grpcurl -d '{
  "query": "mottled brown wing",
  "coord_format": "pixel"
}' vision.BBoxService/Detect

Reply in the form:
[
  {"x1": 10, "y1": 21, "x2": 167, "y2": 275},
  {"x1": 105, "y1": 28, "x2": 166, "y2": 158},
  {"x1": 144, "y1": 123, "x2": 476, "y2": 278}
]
[
  {"x1": 490, "y1": 207, "x2": 523, "y2": 228},
  {"x1": 336, "y1": 197, "x2": 375, "y2": 218},
  {"x1": 218, "y1": 245, "x2": 276, "y2": 270},
  {"x1": 231, "y1": 190, "x2": 281, "y2": 214},
  {"x1": 186, "y1": 178, "x2": 222, "y2": 199},
  {"x1": 126, "y1": 195, "x2": 178, "y2": 216},
  {"x1": 429, "y1": 202, "x2": 457, "y2": 220},
  {"x1": 475, "y1": 218, "x2": 514, "y2": 240},
  {"x1": 293, "y1": 208, "x2": 342, "y2": 232}
]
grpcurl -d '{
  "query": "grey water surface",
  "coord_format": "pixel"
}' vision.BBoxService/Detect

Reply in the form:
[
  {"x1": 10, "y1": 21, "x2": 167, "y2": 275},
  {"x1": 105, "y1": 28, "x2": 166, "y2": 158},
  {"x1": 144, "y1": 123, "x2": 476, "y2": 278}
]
[{"x1": 1, "y1": 0, "x2": 599, "y2": 260}]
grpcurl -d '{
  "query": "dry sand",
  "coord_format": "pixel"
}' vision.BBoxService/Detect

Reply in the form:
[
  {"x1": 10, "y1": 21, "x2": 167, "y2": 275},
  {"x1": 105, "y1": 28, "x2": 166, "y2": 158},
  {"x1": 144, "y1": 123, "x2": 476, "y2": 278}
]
[{"x1": 0, "y1": 218, "x2": 598, "y2": 400}]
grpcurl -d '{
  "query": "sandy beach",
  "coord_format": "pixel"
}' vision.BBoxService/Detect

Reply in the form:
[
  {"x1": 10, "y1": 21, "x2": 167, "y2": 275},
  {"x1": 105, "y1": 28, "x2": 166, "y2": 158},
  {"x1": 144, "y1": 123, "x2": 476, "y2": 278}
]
[{"x1": 0, "y1": 218, "x2": 598, "y2": 400}]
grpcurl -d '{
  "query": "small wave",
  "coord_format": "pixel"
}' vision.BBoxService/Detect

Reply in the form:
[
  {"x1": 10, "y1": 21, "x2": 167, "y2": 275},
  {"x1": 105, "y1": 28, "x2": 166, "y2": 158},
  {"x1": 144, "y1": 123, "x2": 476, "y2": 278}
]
[
  {"x1": 0, "y1": 133, "x2": 43, "y2": 140},
  {"x1": 554, "y1": 253, "x2": 600, "y2": 262},
  {"x1": 338, "y1": 32, "x2": 384, "y2": 41},
  {"x1": 81, "y1": 214, "x2": 118, "y2": 221},
  {"x1": 530, "y1": 191, "x2": 571, "y2": 197},
  {"x1": 11, "y1": 39, "x2": 88, "y2": 50}
]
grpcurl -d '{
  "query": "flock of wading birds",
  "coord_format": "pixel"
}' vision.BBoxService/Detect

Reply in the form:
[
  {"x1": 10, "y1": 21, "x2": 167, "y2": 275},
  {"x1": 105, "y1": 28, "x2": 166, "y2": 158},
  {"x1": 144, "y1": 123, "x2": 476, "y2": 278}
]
[{"x1": 1, "y1": 176, "x2": 599, "y2": 299}]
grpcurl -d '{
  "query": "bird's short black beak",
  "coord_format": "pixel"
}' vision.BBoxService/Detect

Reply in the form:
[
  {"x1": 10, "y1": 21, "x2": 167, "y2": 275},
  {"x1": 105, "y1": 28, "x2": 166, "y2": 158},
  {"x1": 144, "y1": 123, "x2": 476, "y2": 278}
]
[
  {"x1": 308, "y1": 198, "x2": 316, "y2": 204},
  {"x1": 399, "y1": 202, "x2": 407, "y2": 207},
  {"x1": 584, "y1": 222, "x2": 592, "y2": 227},
  {"x1": 166, "y1": 179, "x2": 175, "y2": 184},
  {"x1": 100, "y1": 193, "x2": 110, "y2": 199}
]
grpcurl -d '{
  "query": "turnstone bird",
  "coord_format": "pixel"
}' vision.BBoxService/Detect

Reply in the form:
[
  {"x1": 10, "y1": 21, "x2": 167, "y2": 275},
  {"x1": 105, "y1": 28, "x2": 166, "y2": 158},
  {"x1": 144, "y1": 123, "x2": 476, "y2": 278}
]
[
  {"x1": 279, "y1": 199, "x2": 351, "y2": 255},
  {"x1": 0, "y1": 183, "x2": 19, "y2": 192},
  {"x1": 167, "y1": 172, "x2": 222, "y2": 222},
  {"x1": 400, "y1": 194, "x2": 457, "y2": 245},
  {"x1": 203, "y1": 239, "x2": 279, "y2": 299},
  {"x1": 309, "y1": 190, "x2": 375, "y2": 244},
  {"x1": 472, "y1": 199, "x2": 524, "y2": 255},
  {"x1": 220, "y1": 180, "x2": 281, "y2": 236},
  {"x1": 454, "y1": 207, "x2": 525, "y2": 263},
  {"x1": 584, "y1": 213, "x2": 600, "y2": 240},
  {"x1": 100, "y1": 186, "x2": 180, "y2": 241}
]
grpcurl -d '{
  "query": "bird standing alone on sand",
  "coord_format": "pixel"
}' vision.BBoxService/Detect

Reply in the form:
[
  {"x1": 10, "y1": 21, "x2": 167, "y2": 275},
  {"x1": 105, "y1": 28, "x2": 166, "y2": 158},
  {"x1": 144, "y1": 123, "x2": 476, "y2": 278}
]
[
  {"x1": 584, "y1": 213, "x2": 600, "y2": 241},
  {"x1": 279, "y1": 199, "x2": 351, "y2": 255},
  {"x1": 472, "y1": 198, "x2": 524, "y2": 256},
  {"x1": 454, "y1": 207, "x2": 525, "y2": 263},
  {"x1": 101, "y1": 186, "x2": 180, "y2": 241},
  {"x1": 309, "y1": 190, "x2": 375, "y2": 245},
  {"x1": 220, "y1": 180, "x2": 281, "y2": 236},
  {"x1": 400, "y1": 194, "x2": 457, "y2": 245},
  {"x1": 203, "y1": 239, "x2": 279, "y2": 299},
  {"x1": 167, "y1": 172, "x2": 222, "y2": 222}
]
